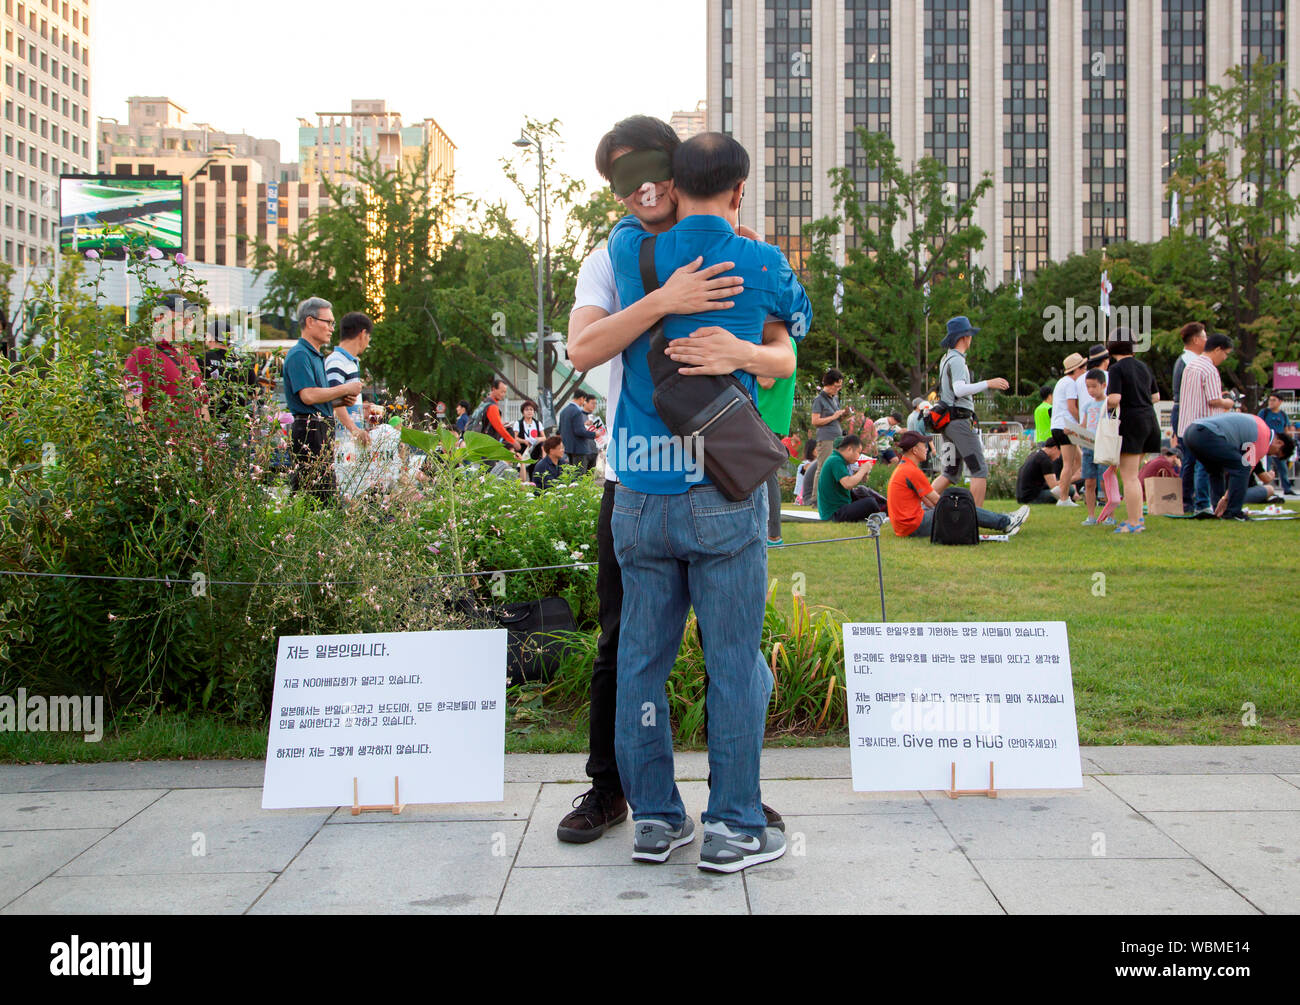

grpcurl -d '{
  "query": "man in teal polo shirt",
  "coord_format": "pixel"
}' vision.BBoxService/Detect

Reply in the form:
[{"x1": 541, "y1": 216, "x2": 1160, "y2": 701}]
[
  {"x1": 604, "y1": 132, "x2": 810, "y2": 874},
  {"x1": 817, "y1": 435, "x2": 881, "y2": 521},
  {"x1": 282, "y1": 297, "x2": 361, "y2": 502}
]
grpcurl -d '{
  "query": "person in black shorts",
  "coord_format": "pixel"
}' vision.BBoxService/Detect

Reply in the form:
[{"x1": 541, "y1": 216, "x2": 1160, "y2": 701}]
[{"x1": 1104, "y1": 328, "x2": 1160, "y2": 532}]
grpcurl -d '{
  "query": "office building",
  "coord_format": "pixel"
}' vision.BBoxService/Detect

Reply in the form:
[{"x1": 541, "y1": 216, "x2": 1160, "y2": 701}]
[
  {"x1": 1, "y1": 0, "x2": 93, "y2": 266},
  {"x1": 708, "y1": 0, "x2": 1300, "y2": 278}
]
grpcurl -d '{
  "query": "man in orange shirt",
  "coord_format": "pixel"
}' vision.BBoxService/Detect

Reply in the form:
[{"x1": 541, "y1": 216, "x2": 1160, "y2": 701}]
[{"x1": 887, "y1": 431, "x2": 1028, "y2": 538}]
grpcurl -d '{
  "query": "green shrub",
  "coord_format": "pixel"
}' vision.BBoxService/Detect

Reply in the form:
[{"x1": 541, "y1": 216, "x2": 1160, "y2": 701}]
[
  {"x1": 0, "y1": 253, "x2": 466, "y2": 723},
  {"x1": 985, "y1": 443, "x2": 1033, "y2": 500},
  {"x1": 542, "y1": 586, "x2": 846, "y2": 742}
]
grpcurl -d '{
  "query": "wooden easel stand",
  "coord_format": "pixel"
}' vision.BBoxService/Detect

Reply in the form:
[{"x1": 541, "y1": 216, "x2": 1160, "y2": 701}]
[
  {"x1": 351, "y1": 776, "x2": 405, "y2": 815},
  {"x1": 946, "y1": 760, "x2": 998, "y2": 799}
]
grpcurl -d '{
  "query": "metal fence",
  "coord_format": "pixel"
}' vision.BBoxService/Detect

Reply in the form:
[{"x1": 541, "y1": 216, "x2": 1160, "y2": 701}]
[{"x1": 978, "y1": 422, "x2": 1028, "y2": 461}]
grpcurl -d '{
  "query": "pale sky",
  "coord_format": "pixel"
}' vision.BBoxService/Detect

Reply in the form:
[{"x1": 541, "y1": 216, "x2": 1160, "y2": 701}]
[{"x1": 92, "y1": 0, "x2": 708, "y2": 236}]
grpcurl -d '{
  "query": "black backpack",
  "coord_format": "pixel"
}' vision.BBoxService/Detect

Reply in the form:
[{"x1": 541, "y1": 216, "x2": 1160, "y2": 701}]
[{"x1": 930, "y1": 487, "x2": 980, "y2": 545}]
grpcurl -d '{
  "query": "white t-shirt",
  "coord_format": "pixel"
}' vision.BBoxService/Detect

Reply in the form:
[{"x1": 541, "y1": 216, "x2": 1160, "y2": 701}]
[
  {"x1": 1075, "y1": 372, "x2": 1093, "y2": 411},
  {"x1": 1051, "y1": 375, "x2": 1079, "y2": 430},
  {"x1": 573, "y1": 246, "x2": 623, "y2": 483}
]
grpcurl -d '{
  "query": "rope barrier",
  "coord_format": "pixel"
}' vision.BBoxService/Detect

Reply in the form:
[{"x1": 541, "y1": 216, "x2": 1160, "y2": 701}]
[{"x1": 0, "y1": 532, "x2": 885, "y2": 588}]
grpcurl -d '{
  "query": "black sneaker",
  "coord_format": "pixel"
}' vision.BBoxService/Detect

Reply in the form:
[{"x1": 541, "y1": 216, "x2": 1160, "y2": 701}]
[
  {"x1": 557, "y1": 788, "x2": 628, "y2": 844},
  {"x1": 763, "y1": 803, "x2": 785, "y2": 832}
]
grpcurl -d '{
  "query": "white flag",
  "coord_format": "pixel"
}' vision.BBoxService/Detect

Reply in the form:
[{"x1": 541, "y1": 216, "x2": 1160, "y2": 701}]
[
  {"x1": 833, "y1": 278, "x2": 844, "y2": 316},
  {"x1": 1014, "y1": 255, "x2": 1023, "y2": 303},
  {"x1": 1170, "y1": 191, "x2": 1180, "y2": 228},
  {"x1": 1100, "y1": 270, "x2": 1113, "y2": 318}
]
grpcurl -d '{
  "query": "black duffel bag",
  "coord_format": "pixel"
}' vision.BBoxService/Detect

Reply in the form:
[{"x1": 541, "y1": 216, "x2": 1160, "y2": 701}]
[
  {"x1": 496, "y1": 596, "x2": 577, "y2": 687},
  {"x1": 639, "y1": 237, "x2": 789, "y2": 502}
]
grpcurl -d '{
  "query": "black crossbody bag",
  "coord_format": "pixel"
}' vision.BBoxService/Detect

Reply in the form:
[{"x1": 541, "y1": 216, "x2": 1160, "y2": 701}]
[{"x1": 638, "y1": 237, "x2": 790, "y2": 502}]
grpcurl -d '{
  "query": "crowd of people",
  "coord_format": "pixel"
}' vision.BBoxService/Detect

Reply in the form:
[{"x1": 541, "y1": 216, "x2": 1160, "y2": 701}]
[{"x1": 1015, "y1": 323, "x2": 1296, "y2": 527}]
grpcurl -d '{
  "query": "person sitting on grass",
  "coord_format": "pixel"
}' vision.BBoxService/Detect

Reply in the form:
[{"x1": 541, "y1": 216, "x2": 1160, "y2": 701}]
[
  {"x1": 532, "y1": 435, "x2": 566, "y2": 491},
  {"x1": 887, "y1": 431, "x2": 1029, "y2": 538},
  {"x1": 1015, "y1": 442, "x2": 1063, "y2": 505},
  {"x1": 816, "y1": 435, "x2": 882, "y2": 522}
]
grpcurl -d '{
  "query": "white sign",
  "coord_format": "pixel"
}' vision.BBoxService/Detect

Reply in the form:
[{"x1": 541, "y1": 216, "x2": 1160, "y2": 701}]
[
  {"x1": 262, "y1": 629, "x2": 507, "y2": 810},
  {"x1": 843, "y1": 622, "x2": 1082, "y2": 792}
]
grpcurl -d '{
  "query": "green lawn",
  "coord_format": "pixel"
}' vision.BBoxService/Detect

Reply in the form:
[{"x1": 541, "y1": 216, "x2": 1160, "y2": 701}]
[
  {"x1": 768, "y1": 500, "x2": 1299, "y2": 745},
  {"x1": 3, "y1": 500, "x2": 1295, "y2": 764}
]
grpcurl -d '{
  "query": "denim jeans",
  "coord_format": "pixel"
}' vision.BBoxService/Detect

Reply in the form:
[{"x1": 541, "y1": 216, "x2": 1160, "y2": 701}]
[
  {"x1": 1179, "y1": 439, "x2": 1199, "y2": 513},
  {"x1": 907, "y1": 505, "x2": 1011, "y2": 538},
  {"x1": 1272, "y1": 456, "x2": 1293, "y2": 495},
  {"x1": 611, "y1": 482, "x2": 772, "y2": 838},
  {"x1": 1184, "y1": 423, "x2": 1251, "y2": 518}
]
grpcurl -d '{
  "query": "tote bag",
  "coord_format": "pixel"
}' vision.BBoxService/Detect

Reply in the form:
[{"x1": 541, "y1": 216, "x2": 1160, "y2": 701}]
[{"x1": 1093, "y1": 407, "x2": 1122, "y2": 467}]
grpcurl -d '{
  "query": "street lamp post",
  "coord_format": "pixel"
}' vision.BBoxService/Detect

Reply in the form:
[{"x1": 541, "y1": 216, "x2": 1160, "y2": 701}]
[{"x1": 513, "y1": 130, "x2": 550, "y2": 427}]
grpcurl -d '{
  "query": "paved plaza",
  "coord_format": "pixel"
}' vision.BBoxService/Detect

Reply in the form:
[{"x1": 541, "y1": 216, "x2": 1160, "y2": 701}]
[{"x1": 1, "y1": 746, "x2": 1297, "y2": 914}]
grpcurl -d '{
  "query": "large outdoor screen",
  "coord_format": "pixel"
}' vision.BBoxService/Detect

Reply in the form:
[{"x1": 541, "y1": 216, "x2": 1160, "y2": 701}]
[{"x1": 59, "y1": 175, "x2": 183, "y2": 255}]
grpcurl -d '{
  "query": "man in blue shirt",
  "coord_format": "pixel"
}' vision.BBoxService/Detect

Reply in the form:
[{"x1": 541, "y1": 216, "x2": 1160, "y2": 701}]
[
  {"x1": 282, "y1": 297, "x2": 361, "y2": 502},
  {"x1": 1259, "y1": 392, "x2": 1294, "y2": 495},
  {"x1": 602, "y1": 132, "x2": 810, "y2": 874}
]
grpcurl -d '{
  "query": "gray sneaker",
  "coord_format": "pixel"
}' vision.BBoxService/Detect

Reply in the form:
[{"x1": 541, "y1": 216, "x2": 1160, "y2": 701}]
[
  {"x1": 631, "y1": 816, "x2": 695, "y2": 863},
  {"x1": 698, "y1": 821, "x2": 787, "y2": 874}
]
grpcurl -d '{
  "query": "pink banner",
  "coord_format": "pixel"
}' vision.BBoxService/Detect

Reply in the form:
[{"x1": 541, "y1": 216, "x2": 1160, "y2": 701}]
[{"x1": 1274, "y1": 362, "x2": 1300, "y2": 390}]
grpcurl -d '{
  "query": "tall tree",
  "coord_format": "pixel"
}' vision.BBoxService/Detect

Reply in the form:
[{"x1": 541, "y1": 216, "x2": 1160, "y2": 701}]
[
  {"x1": 804, "y1": 129, "x2": 994, "y2": 398},
  {"x1": 1169, "y1": 57, "x2": 1300, "y2": 408}
]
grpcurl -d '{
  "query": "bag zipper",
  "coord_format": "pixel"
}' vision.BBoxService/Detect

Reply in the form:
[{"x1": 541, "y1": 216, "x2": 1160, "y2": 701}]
[{"x1": 691, "y1": 397, "x2": 742, "y2": 437}]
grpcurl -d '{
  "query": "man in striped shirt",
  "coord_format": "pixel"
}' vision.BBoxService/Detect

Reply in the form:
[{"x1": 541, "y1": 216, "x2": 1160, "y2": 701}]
[
  {"x1": 325, "y1": 312, "x2": 375, "y2": 447},
  {"x1": 1176, "y1": 334, "x2": 1235, "y2": 517}
]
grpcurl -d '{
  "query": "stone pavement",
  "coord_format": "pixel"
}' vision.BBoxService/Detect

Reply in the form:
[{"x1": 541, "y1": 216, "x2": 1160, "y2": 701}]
[{"x1": 1, "y1": 746, "x2": 1297, "y2": 915}]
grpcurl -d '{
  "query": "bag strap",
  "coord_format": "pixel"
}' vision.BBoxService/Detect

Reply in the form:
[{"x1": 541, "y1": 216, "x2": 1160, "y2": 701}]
[
  {"x1": 639, "y1": 235, "x2": 660, "y2": 294},
  {"x1": 938, "y1": 351, "x2": 956, "y2": 405}
]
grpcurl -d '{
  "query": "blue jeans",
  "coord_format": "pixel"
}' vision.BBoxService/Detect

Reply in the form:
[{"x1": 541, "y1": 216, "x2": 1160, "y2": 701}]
[
  {"x1": 908, "y1": 506, "x2": 1012, "y2": 538},
  {"x1": 1184, "y1": 423, "x2": 1251, "y2": 518},
  {"x1": 1271, "y1": 456, "x2": 1293, "y2": 494},
  {"x1": 611, "y1": 482, "x2": 772, "y2": 838}
]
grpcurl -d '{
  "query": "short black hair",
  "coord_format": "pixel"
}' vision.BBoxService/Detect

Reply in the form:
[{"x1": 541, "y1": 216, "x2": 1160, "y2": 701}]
[
  {"x1": 458, "y1": 399, "x2": 471, "y2": 412},
  {"x1": 823, "y1": 368, "x2": 843, "y2": 386},
  {"x1": 1276, "y1": 432, "x2": 1295, "y2": 461},
  {"x1": 490, "y1": 377, "x2": 508, "y2": 392},
  {"x1": 1106, "y1": 328, "x2": 1134, "y2": 358},
  {"x1": 1085, "y1": 368, "x2": 1106, "y2": 384},
  {"x1": 836, "y1": 434, "x2": 862, "y2": 450},
  {"x1": 595, "y1": 115, "x2": 680, "y2": 181},
  {"x1": 1040, "y1": 384, "x2": 1054, "y2": 400},
  {"x1": 672, "y1": 132, "x2": 750, "y2": 199},
  {"x1": 890, "y1": 411, "x2": 904, "y2": 424},
  {"x1": 1205, "y1": 333, "x2": 1233, "y2": 353},
  {"x1": 1268, "y1": 391, "x2": 1283, "y2": 401},
  {"x1": 804, "y1": 438, "x2": 818, "y2": 461},
  {"x1": 1180, "y1": 321, "x2": 1206, "y2": 344},
  {"x1": 339, "y1": 311, "x2": 373, "y2": 341}
]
